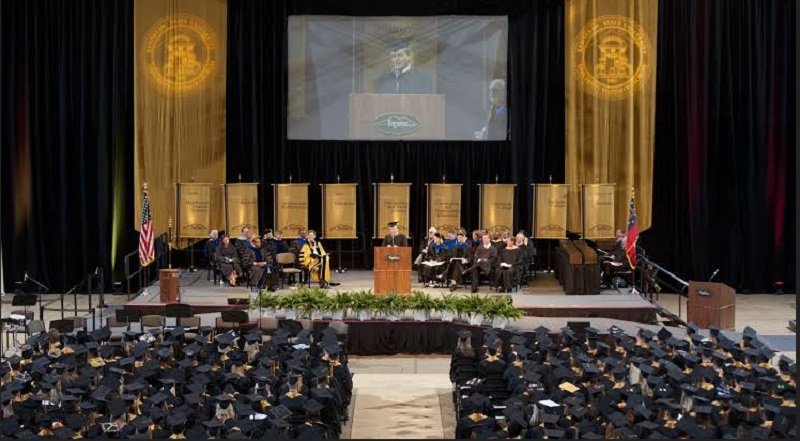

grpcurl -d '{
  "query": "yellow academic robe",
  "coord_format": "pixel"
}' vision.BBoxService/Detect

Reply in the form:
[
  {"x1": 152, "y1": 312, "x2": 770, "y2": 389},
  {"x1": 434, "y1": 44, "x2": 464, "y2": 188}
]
[{"x1": 301, "y1": 241, "x2": 330, "y2": 282}]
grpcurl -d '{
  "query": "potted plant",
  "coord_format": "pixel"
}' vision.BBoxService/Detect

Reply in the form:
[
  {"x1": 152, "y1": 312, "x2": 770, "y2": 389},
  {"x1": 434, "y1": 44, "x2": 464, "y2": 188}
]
[
  {"x1": 276, "y1": 292, "x2": 297, "y2": 319},
  {"x1": 406, "y1": 291, "x2": 435, "y2": 321},
  {"x1": 439, "y1": 293, "x2": 457, "y2": 322},
  {"x1": 376, "y1": 292, "x2": 408, "y2": 321},
  {"x1": 464, "y1": 294, "x2": 486, "y2": 326},
  {"x1": 327, "y1": 291, "x2": 351, "y2": 321},
  {"x1": 350, "y1": 290, "x2": 375, "y2": 321},
  {"x1": 254, "y1": 290, "x2": 280, "y2": 316}
]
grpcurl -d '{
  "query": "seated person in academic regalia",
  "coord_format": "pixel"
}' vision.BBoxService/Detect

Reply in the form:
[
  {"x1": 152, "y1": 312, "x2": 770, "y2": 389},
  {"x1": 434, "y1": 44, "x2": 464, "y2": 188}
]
[
  {"x1": 456, "y1": 400, "x2": 497, "y2": 439},
  {"x1": 466, "y1": 233, "x2": 498, "y2": 293},
  {"x1": 301, "y1": 230, "x2": 335, "y2": 288},
  {"x1": 494, "y1": 236, "x2": 521, "y2": 292},
  {"x1": 444, "y1": 230, "x2": 473, "y2": 291},
  {"x1": 215, "y1": 235, "x2": 243, "y2": 286},
  {"x1": 419, "y1": 233, "x2": 449, "y2": 287},
  {"x1": 414, "y1": 226, "x2": 438, "y2": 269}
]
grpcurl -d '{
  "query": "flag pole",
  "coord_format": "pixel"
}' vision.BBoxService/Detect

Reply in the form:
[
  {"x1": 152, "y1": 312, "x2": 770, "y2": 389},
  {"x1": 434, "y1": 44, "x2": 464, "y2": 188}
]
[{"x1": 141, "y1": 182, "x2": 152, "y2": 296}]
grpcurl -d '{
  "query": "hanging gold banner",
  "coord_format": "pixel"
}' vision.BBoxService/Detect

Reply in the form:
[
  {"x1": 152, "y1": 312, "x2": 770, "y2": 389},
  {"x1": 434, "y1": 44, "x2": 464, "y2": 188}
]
[
  {"x1": 565, "y1": 0, "x2": 657, "y2": 232},
  {"x1": 581, "y1": 183, "x2": 616, "y2": 239},
  {"x1": 225, "y1": 183, "x2": 259, "y2": 237},
  {"x1": 427, "y1": 184, "x2": 462, "y2": 234},
  {"x1": 133, "y1": 0, "x2": 227, "y2": 237},
  {"x1": 322, "y1": 184, "x2": 357, "y2": 239},
  {"x1": 176, "y1": 183, "x2": 212, "y2": 239},
  {"x1": 532, "y1": 184, "x2": 569, "y2": 239},
  {"x1": 480, "y1": 184, "x2": 515, "y2": 233},
  {"x1": 374, "y1": 183, "x2": 411, "y2": 238},
  {"x1": 273, "y1": 184, "x2": 309, "y2": 237}
]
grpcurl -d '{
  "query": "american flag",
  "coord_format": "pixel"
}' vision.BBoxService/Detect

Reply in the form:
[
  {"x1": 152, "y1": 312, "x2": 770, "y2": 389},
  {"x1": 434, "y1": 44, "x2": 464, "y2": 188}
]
[
  {"x1": 139, "y1": 190, "x2": 155, "y2": 267},
  {"x1": 625, "y1": 191, "x2": 639, "y2": 269}
]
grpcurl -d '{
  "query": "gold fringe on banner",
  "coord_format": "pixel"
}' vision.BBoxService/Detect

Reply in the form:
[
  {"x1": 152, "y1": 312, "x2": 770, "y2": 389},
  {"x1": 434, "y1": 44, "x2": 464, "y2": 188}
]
[
  {"x1": 322, "y1": 184, "x2": 357, "y2": 239},
  {"x1": 565, "y1": 0, "x2": 657, "y2": 232},
  {"x1": 134, "y1": 0, "x2": 227, "y2": 237},
  {"x1": 427, "y1": 184, "x2": 462, "y2": 233}
]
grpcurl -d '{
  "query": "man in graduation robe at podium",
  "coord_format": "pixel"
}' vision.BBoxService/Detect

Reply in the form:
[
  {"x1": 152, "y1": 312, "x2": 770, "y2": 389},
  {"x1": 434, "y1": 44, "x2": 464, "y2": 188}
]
[{"x1": 382, "y1": 221, "x2": 408, "y2": 247}]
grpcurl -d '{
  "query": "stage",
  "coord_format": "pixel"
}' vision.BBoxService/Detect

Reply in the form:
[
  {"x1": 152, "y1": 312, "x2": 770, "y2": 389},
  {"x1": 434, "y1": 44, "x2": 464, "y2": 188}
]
[{"x1": 124, "y1": 269, "x2": 658, "y2": 324}]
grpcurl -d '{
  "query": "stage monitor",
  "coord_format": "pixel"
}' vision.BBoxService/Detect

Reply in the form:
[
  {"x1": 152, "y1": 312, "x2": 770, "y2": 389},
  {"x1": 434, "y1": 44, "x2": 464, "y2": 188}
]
[{"x1": 287, "y1": 16, "x2": 508, "y2": 141}]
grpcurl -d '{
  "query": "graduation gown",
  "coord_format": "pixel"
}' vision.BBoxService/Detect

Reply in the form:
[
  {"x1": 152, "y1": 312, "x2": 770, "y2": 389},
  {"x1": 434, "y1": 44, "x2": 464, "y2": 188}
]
[{"x1": 301, "y1": 241, "x2": 331, "y2": 283}]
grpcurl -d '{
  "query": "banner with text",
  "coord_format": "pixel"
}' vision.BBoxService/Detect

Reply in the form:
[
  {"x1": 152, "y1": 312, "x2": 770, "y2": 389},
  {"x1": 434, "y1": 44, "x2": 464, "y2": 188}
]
[
  {"x1": 134, "y1": 0, "x2": 227, "y2": 236},
  {"x1": 374, "y1": 183, "x2": 411, "y2": 238},
  {"x1": 581, "y1": 183, "x2": 616, "y2": 239},
  {"x1": 225, "y1": 183, "x2": 259, "y2": 236},
  {"x1": 273, "y1": 184, "x2": 309, "y2": 236},
  {"x1": 427, "y1": 184, "x2": 462, "y2": 234},
  {"x1": 532, "y1": 184, "x2": 569, "y2": 239},
  {"x1": 322, "y1": 184, "x2": 357, "y2": 239},
  {"x1": 566, "y1": 0, "x2": 657, "y2": 232},
  {"x1": 480, "y1": 184, "x2": 515, "y2": 233},
  {"x1": 176, "y1": 183, "x2": 212, "y2": 238}
]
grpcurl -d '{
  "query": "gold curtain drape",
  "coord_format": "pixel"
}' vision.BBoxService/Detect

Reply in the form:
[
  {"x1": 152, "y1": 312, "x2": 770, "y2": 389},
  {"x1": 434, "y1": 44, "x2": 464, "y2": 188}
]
[
  {"x1": 565, "y1": 0, "x2": 657, "y2": 232},
  {"x1": 134, "y1": 0, "x2": 227, "y2": 237},
  {"x1": 322, "y1": 184, "x2": 358, "y2": 239},
  {"x1": 427, "y1": 184, "x2": 462, "y2": 233}
]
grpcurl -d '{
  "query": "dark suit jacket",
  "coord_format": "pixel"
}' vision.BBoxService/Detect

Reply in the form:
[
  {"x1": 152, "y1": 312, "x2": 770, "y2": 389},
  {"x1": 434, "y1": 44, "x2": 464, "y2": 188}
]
[
  {"x1": 382, "y1": 234, "x2": 408, "y2": 247},
  {"x1": 374, "y1": 67, "x2": 433, "y2": 94}
]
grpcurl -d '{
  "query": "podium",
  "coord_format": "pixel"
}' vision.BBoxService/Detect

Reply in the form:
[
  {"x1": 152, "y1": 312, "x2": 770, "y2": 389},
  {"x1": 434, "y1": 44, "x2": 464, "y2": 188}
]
[
  {"x1": 350, "y1": 93, "x2": 445, "y2": 140},
  {"x1": 373, "y1": 247, "x2": 412, "y2": 295},
  {"x1": 159, "y1": 269, "x2": 181, "y2": 303},
  {"x1": 687, "y1": 281, "x2": 736, "y2": 330},
  {"x1": 555, "y1": 240, "x2": 600, "y2": 295}
]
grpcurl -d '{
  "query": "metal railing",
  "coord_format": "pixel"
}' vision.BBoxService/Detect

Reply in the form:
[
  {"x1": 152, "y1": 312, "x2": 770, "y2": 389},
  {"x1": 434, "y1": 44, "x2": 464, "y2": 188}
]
[{"x1": 123, "y1": 233, "x2": 169, "y2": 297}]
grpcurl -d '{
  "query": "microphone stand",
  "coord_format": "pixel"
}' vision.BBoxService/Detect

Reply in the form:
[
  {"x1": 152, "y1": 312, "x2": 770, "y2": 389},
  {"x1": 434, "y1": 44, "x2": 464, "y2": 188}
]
[{"x1": 25, "y1": 273, "x2": 49, "y2": 320}]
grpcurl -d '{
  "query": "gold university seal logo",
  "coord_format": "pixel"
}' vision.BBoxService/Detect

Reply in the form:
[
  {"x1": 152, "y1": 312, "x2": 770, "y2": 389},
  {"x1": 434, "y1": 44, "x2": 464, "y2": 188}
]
[
  {"x1": 142, "y1": 14, "x2": 216, "y2": 95},
  {"x1": 574, "y1": 15, "x2": 652, "y2": 100}
]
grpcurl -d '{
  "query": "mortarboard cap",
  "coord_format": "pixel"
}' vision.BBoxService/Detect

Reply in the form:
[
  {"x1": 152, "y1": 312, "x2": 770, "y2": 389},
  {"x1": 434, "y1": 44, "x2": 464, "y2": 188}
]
[{"x1": 302, "y1": 398, "x2": 325, "y2": 415}]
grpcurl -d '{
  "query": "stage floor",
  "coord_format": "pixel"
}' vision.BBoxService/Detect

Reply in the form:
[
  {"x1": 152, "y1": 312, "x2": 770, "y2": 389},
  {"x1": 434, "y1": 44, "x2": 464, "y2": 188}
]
[{"x1": 124, "y1": 269, "x2": 658, "y2": 323}]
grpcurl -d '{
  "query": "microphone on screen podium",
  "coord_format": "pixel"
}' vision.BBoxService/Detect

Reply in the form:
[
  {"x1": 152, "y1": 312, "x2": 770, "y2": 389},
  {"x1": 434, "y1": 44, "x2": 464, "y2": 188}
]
[{"x1": 708, "y1": 268, "x2": 720, "y2": 282}]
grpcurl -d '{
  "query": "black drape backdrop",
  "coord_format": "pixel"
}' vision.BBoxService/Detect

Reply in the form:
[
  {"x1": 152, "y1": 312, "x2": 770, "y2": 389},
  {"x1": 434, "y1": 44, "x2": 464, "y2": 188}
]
[
  {"x1": 644, "y1": 0, "x2": 796, "y2": 292},
  {"x1": 0, "y1": 0, "x2": 794, "y2": 293},
  {"x1": 0, "y1": 0, "x2": 133, "y2": 293},
  {"x1": 226, "y1": 0, "x2": 566, "y2": 269}
]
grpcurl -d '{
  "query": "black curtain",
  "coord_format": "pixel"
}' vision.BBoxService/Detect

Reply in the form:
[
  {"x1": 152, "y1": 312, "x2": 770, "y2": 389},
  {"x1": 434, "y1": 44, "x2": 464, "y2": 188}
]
[
  {"x1": 227, "y1": 0, "x2": 565, "y2": 268},
  {"x1": 0, "y1": 0, "x2": 134, "y2": 293},
  {"x1": 644, "y1": 0, "x2": 796, "y2": 292}
]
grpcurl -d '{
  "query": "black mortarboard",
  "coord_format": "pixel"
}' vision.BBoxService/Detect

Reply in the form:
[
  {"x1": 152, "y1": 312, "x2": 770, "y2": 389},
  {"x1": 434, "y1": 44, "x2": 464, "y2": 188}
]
[
  {"x1": 543, "y1": 428, "x2": 566, "y2": 438},
  {"x1": 540, "y1": 413, "x2": 559, "y2": 424},
  {"x1": 166, "y1": 413, "x2": 186, "y2": 428},
  {"x1": 109, "y1": 398, "x2": 127, "y2": 416},
  {"x1": 302, "y1": 398, "x2": 324, "y2": 415},
  {"x1": 387, "y1": 221, "x2": 399, "y2": 228},
  {"x1": 608, "y1": 412, "x2": 628, "y2": 428},
  {"x1": 742, "y1": 326, "x2": 757, "y2": 337},
  {"x1": 657, "y1": 327, "x2": 672, "y2": 341}
]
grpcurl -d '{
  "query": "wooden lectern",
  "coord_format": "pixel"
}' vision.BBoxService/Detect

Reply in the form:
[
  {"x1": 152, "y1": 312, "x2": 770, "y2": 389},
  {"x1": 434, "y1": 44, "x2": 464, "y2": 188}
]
[
  {"x1": 687, "y1": 281, "x2": 736, "y2": 330},
  {"x1": 350, "y1": 93, "x2": 445, "y2": 140},
  {"x1": 159, "y1": 269, "x2": 181, "y2": 303},
  {"x1": 373, "y1": 247, "x2": 412, "y2": 295}
]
